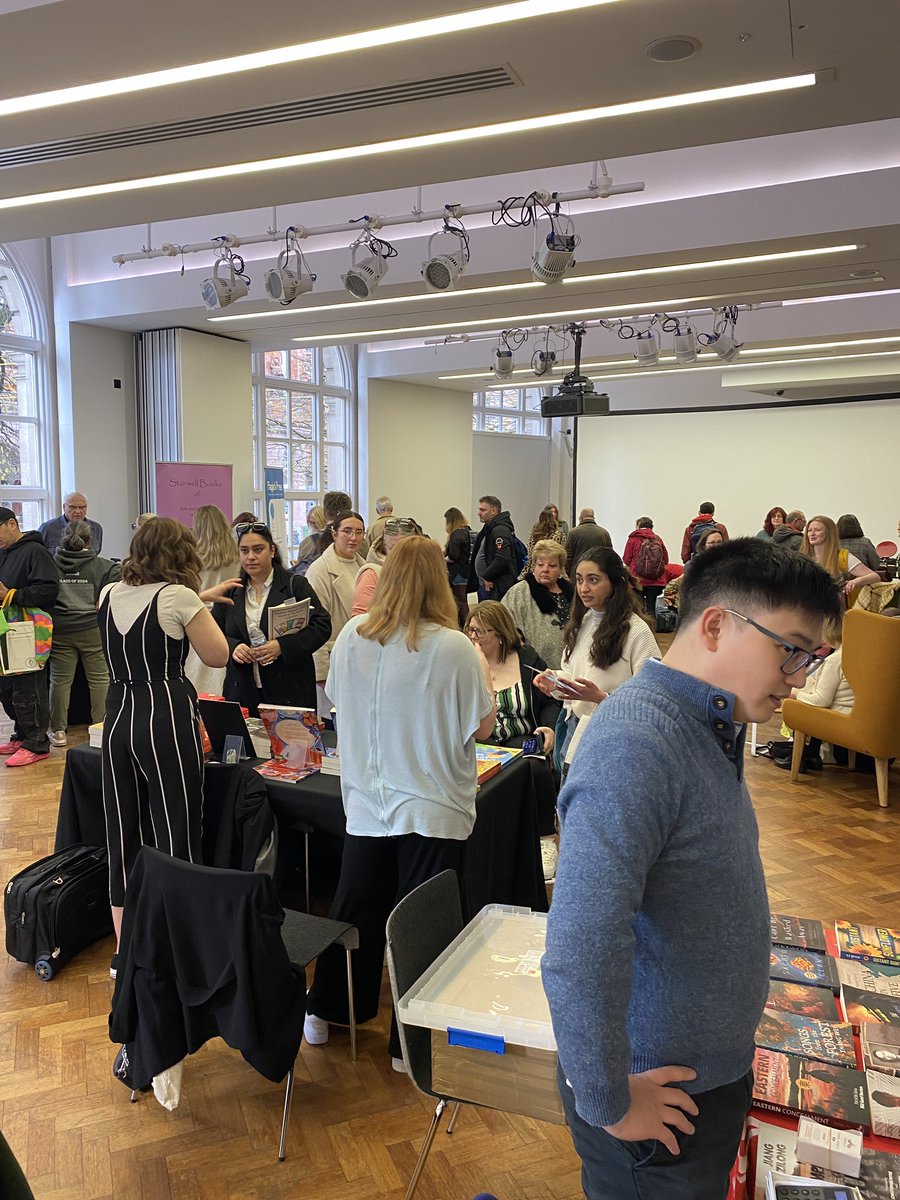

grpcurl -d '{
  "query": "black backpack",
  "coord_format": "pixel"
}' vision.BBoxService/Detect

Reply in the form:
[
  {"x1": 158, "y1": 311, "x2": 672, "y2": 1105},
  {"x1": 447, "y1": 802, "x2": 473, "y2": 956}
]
[{"x1": 689, "y1": 520, "x2": 718, "y2": 557}]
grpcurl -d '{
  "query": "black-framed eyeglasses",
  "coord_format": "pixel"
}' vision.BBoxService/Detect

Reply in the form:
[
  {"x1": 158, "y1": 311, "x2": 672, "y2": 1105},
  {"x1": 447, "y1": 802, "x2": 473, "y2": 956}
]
[
  {"x1": 384, "y1": 518, "x2": 419, "y2": 535},
  {"x1": 724, "y1": 609, "x2": 828, "y2": 675},
  {"x1": 235, "y1": 522, "x2": 270, "y2": 538}
]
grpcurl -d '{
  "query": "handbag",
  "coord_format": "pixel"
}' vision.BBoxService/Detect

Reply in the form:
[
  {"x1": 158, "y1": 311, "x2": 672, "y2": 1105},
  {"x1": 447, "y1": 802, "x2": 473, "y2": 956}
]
[{"x1": 0, "y1": 588, "x2": 53, "y2": 675}]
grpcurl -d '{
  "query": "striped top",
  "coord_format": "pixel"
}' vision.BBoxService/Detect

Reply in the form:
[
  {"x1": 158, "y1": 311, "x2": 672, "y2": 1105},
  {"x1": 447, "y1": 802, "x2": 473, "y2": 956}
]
[{"x1": 494, "y1": 680, "x2": 531, "y2": 741}]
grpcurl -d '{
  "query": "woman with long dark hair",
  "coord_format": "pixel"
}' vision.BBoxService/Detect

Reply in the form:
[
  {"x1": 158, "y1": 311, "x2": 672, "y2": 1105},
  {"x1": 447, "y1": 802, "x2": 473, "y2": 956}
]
[
  {"x1": 756, "y1": 506, "x2": 787, "y2": 542},
  {"x1": 444, "y1": 506, "x2": 473, "y2": 628},
  {"x1": 537, "y1": 547, "x2": 660, "y2": 766},
  {"x1": 215, "y1": 520, "x2": 331, "y2": 714}
]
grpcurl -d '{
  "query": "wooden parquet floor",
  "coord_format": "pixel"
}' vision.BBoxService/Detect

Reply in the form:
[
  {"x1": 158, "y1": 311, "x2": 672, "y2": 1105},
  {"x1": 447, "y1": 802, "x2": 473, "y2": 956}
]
[{"x1": 0, "y1": 721, "x2": 898, "y2": 1200}]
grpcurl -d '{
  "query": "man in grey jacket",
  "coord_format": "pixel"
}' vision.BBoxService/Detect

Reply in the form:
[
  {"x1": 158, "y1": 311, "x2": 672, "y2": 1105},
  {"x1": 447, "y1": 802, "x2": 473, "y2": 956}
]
[{"x1": 39, "y1": 491, "x2": 103, "y2": 554}]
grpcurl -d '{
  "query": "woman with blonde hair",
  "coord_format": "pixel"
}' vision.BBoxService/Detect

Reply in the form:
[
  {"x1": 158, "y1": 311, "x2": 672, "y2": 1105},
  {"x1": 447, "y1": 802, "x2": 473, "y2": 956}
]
[
  {"x1": 800, "y1": 514, "x2": 879, "y2": 602},
  {"x1": 186, "y1": 505, "x2": 241, "y2": 694},
  {"x1": 501, "y1": 538, "x2": 572, "y2": 669},
  {"x1": 99, "y1": 517, "x2": 238, "y2": 970},
  {"x1": 292, "y1": 505, "x2": 326, "y2": 574},
  {"x1": 304, "y1": 537, "x2": 495, "y2": 1069}
]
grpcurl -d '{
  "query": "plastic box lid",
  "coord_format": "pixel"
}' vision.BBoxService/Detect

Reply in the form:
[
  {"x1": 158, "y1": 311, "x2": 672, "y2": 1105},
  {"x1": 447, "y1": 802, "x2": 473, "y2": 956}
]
[{"x1": 397, "y1": 904, "x2": 556, "y2": 1051}]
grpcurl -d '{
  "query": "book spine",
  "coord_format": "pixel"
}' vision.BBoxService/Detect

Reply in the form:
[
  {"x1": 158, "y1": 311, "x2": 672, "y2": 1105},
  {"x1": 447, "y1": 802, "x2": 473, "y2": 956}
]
[
  {"x1": 840, "y1": 948, "x2": 900, "y2": 970},
  {"x1": 751, "y1": 1098, "x2": 865, "y2": 1133}
]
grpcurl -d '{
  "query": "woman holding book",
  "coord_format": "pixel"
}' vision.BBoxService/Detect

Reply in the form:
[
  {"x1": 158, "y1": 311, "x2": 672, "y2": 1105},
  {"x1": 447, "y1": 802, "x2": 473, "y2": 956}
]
[
  {"x1": 214, "y1": 521, "x2": 331, "y2": 715},
  {"x1": 304, "y1": 537, "x2": 495, "y2": 1070}
]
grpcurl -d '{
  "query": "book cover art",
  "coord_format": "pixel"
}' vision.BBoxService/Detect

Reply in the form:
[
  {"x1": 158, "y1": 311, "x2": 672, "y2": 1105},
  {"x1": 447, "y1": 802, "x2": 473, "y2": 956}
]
[
  {"x1": 836, "y1": 955, "x2": 900, "y2": 999},
  {"x1": 254, "y1": 705, "x2": 324, "y2": 782},
  {"x1": 797, "y1": 1147, "x2": 900, "y2": 1198},
  {"x1": 770, "y1": 913, "x2": 827, "y2": 954},
  {"x1": 474, "y1": 743, "x2": 523, "y2": 785},
  {"x1": 840, "y1": 985, "x2": 900, "y2": 1030},
  {"x1": 748, "y1": 1118, "x2": 799, "y2": 1200},
  {"x1": 768, "y1": 944, "x2": 840, "y2": 991},
  {"x1": 754, "y1": 1009, "x2": 856, "y2": 1068},
  {"x1": 751, "y1": 1047, "x2": 870, "y2": 1131},
  {"x1": 765, "y1": 979, "x2": 840, "y2": 1022},
  {"x1": 866, "y1": 1069, "x2": 900, "y2": 1139},
  {"x1": 835, "y1": 920, "x2": 900, "y2": 968},
  {"x1": 268, "y1": 596, "x2": 310, "y2": 640},
  {"x1": 254, "y1": 756, "x2": 319, "y2": 783},
  {"x1": 861, "y1": 1024, "x2": 900, "y2": 1076}
]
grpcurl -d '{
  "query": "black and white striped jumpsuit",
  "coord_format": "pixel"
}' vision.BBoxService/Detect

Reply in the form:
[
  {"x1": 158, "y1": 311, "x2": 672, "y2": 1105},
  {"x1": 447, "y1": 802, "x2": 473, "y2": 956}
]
[{"x1": 99, "y1": 584, "x2": 203, "y2": 906}]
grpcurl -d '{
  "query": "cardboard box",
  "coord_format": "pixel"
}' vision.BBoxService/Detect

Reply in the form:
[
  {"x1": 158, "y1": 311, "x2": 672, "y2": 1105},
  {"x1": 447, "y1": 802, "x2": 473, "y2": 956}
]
[{"x1": 431, "y1": 1036, "x2": 565, "y2": 1124}]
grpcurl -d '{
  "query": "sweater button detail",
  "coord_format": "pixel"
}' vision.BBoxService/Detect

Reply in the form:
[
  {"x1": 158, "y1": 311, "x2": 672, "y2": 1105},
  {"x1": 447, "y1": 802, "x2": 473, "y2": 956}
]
[
  {"x1": 713, "y1": 696, "x2": 727, "y2": 710},
  {"x1": 714, "y1": 720, "x2": 728, "y2": 731},
  {"x1": 723, "y1": 741, "x2": 734, "y2": 753}
]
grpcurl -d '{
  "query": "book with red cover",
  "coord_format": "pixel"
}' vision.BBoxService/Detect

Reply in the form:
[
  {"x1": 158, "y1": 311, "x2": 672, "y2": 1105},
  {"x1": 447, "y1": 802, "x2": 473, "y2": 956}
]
[
  {"x1": 765, "y1": 979, "x2": 841, "y2": 1022},
  {"x1": 751, "y1": 1047, "x2": 870, "y2": 1131},
  {"x1": 835, "y1": 920, "x2": 900, "y2": 969},
  {"x1": 770, "y1": 913, "x2": 827, "y2": 955},
  {"x1": 754, "y1": 1009, "x2": 856, "y2": 1068}
]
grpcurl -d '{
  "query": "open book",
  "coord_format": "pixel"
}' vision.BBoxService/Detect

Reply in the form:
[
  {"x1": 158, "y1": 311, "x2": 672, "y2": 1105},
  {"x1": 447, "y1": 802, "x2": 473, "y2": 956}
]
[{"x1": 268, "y1": 596, "x2": 310, "y2": 640}]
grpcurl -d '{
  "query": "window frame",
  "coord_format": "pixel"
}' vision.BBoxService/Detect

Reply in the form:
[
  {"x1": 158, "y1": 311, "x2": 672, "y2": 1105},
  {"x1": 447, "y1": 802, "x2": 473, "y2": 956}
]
[{"x1": 472, "y1": 385, "x2": 549, "y2": 437}]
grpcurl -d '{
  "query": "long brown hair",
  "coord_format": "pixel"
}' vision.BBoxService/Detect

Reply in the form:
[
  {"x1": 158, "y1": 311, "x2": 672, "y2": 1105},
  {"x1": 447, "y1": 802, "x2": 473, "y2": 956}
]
[
  {"x1": 530, "y1": 507, "x2": 558, "y2": 543},
  {"x1": 444, "y1": 507, "x2": 469, "y2": 533},
  {"x1": 122, "y1": 517, "x2": 203, "y2": 592},
  {"x1": 360, "y1": 537, "x2": 458, "y2": 650},
  {"x1": 563, "y1": 547, "x2": 643, "y2": 670}
]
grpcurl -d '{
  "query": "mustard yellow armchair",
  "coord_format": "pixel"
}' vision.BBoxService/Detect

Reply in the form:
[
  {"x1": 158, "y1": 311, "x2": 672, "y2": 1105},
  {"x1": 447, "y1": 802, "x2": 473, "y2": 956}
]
[{"x1": 782, "y1": 608, "x2": 900, "y2": 809}]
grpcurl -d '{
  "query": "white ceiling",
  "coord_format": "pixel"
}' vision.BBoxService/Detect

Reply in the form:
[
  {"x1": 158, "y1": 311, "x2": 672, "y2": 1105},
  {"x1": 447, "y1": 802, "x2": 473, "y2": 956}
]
[{"x1": 5, "y1": 0, "x2": 900, "y2": 393}]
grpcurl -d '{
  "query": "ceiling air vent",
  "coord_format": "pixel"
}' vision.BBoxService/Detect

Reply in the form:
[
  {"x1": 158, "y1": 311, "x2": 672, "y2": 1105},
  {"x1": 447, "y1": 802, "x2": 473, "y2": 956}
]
[{"x1": 0, "y1": 65, "x2": 517, "y2": 169}]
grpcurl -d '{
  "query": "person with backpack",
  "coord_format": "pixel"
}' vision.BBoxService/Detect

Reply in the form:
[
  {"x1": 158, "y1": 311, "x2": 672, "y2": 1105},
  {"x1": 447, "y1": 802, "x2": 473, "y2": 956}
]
[
  {"x1": 623, "y1": 517, "x2": 669, "y2": 615},
  {"x1": 444, "y1": 507, "x2": 474, "y2": 628},
  {"x1": 681, "y1": 502, "x2": 729, "y2": 562},
  {"x1": 467, "y1": 495, "x2": 522, "y2": 601}
]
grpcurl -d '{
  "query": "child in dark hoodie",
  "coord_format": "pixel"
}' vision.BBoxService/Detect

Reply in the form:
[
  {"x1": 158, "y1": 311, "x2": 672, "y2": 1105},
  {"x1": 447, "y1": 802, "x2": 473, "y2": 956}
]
[{"x1": 49, "y1": 520, "x2": 120, "y2": 746}]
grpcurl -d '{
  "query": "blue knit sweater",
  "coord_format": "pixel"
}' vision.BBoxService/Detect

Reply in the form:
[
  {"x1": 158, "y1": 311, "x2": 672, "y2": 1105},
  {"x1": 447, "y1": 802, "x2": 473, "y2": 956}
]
[{"x1": 542, "y1": 658, "x2": 770, "y2": 1128}]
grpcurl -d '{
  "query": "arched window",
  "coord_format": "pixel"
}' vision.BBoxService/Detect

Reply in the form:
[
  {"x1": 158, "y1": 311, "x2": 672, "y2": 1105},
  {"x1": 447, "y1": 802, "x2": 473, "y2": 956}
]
[
  {"x1": 250, "y1": 345, "x2": 355, "y2": 549},
  {"x1": 0, "y1": 246, "x2": 50, "y2": 529}
]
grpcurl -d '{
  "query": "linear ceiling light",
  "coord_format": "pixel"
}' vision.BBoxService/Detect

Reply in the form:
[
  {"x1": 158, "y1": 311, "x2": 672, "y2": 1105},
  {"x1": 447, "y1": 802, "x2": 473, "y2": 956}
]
[
  {"x1": 207, "y1": 280, "x2": 544, "y2": 322},
  {"x1": 584, "y1": 348, "x2": 900, "y2": 383},
  {"x1": 0, "y1": 73, "x2": 817, "y2": 212},
  {"x1": 564, "y1": 243, "x2": 862, "y2": 285},
  {"x1": 0, "y1": 1, "x2": 620, "y2": 118},
  {"x1": 782, "y1": 287, "x2": 900, "y2": 306}
]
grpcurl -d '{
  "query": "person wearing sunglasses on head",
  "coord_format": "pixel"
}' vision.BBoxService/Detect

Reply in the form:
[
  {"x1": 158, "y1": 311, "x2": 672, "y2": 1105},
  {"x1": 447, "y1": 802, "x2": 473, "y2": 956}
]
[
  {"x1": 305, "y1": 510, "x2": 367, "y2": 688},
  {"x1": 214, "y1": 521, "x2": 331, "y2": 715},
  {"x1": 351, "y1": 517, "x2": 423, "y2": 616}
]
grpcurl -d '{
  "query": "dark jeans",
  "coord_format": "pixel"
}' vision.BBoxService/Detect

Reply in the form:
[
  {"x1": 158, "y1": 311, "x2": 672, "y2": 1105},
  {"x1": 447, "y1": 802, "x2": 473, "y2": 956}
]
[
  {"x1": 558, "y1": 1063, "x2": 752, "y2": 1200},
  {"x1": 642, "y1": 585, "x2": 663, "y2": 616},
  {"x1": 0, "y1": 670, "x2": 50, "y2": 754},
  {"x1": 306, "y1": 831, "x2": 464, "y2": 1058},
  {"x1": 450, "y1": 582, "x2": 469, "y2": 629}
]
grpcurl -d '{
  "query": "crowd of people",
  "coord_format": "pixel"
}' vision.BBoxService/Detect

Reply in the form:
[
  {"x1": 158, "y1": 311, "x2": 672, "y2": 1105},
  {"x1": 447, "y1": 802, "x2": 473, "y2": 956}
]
[{"x1": 0, "y1": 485, "x2": 897, "y2": 1200}]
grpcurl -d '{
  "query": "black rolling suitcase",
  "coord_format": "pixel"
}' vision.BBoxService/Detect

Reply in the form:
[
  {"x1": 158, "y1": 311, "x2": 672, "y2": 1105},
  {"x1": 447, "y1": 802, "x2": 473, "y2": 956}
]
[{"x1": 4, "y1": 844, "x2": 112, "y2": 980}]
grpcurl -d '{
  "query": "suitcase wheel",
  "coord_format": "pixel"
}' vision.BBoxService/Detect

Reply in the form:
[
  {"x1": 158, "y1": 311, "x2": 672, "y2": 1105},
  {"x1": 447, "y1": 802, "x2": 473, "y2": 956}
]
[{"x1": 35, "y1": 958, "x2": 54, "y2": 981}]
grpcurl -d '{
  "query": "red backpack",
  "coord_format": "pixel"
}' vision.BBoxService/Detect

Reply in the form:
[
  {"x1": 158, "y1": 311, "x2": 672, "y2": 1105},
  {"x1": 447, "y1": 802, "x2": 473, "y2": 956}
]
[{"x1": 633, "y1": 535, "x2": 666, "y2": 581}]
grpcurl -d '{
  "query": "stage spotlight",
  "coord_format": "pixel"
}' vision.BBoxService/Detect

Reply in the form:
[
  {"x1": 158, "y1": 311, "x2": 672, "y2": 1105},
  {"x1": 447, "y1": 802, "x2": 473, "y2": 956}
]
[
  {"x1": 709, "y1": 309, "x2": 743, "y2": 361},
  {"x1": 673, "y1": 324, "x2": 698, "y2": 363},
  {"x1": 342, "y1": 229, "x2": 396, "y2": 299},
  {"x1": 265, "y1": 227, "x2": 316, "y2": 305},
  {"x1": 635, "y1": 329, "x2": 659, "y2": 367},
  {"x1": 421, "y1": 220, "x2": 470, "y2": 292},
  {"x1": 532, "y1": 212, "x2": 579, "y2": 284},
  {"x1": 201, "y1": 248, "x2": 249, "y2": 310},
  {"x1": 494, "y1": 347, "x2": 515, "y2": 378}
]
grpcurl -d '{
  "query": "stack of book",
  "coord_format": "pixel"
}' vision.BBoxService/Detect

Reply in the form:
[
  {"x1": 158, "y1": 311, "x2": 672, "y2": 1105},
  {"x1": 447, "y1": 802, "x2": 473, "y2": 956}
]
[
  {"x1": 319, "y1": 747, "x2": 340, "y2": 776},
  {"x1": 88, "y1": 722, "x2": 103, "y2": 748}
]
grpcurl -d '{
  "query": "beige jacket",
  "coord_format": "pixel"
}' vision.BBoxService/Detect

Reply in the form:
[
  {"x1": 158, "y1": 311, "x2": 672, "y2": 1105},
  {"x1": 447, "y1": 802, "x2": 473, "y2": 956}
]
[{"x1": 305, "y1": 545, "x2": 366, "y2": 680}]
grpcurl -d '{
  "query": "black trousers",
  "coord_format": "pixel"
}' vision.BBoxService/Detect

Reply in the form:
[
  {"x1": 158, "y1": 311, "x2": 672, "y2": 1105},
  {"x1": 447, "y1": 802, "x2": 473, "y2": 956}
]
[
  {"x1": 642, "y1": 585, "x2": 664, "y2": 616},
  {"x1": 306, "y1": 832, "x2": 464, "y2": 1057},
  {"x1": 0, "y1": 669, "x2": 50, "y2": 754}
]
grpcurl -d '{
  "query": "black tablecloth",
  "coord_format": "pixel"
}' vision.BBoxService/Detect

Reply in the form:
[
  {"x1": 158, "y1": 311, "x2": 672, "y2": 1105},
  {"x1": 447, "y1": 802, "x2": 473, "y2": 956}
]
[{"x1": 56, "y1": 746, "x2": 549, "y2": 916}]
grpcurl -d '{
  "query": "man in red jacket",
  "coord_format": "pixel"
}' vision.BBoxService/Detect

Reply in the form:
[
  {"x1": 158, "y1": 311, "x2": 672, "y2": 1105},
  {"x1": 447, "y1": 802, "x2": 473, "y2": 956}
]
[{"x1": 681, "y1": 502, "x2": 729, "y2": 563}]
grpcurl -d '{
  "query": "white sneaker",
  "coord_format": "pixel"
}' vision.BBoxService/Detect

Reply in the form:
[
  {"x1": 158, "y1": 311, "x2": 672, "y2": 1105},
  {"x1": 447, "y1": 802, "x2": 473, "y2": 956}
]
[
  {"x1": 303, "y1": 1012, "x2": 329, "y2": 1045},
  {"x1": 540, "y1": 836, "x2": 559, "y2": 883},
  {"x1": 49, "y1": 730, "x2": 67, "y2": 748},
  {"x1": 391, "y1": 1056, "x2": 408, "y2": 1074}
]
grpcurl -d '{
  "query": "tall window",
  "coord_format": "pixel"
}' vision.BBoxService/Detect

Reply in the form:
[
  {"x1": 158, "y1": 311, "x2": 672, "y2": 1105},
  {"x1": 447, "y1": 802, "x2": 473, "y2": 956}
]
[
  {"x1": 0, "y1": 248, "x2": 49, "y2": 530},
  {"x1": 472, "y1": 386, "x2": 547, "y2": 435},
  {"x1": 251, "y1": 345, "x2": 354, "y2": 550}
]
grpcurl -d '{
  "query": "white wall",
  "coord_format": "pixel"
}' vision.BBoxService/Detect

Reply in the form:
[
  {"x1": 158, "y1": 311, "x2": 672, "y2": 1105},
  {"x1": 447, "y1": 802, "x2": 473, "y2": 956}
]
[
  {"x1": 575, "y1": 398, "x2": 900, "y2": 560},
  {"x1": 472, "y1": 432, "x2": 554, "y2": 540},
  {"x1": 177, "y1": 329, "x2": 253, "y2": 517},
  {"x1": 62, "y1": 323, "x2": 138, "y2": 560},
  {"x1": 366, "y1": 379, "x2": 473, "y2": 540}
]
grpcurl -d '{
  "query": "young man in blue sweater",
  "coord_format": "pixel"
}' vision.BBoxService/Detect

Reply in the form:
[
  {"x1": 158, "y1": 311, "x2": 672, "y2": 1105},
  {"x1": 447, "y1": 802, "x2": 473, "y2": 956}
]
[{"x1": 543, "y1": 538, "x2": 840, "y2": 1200}]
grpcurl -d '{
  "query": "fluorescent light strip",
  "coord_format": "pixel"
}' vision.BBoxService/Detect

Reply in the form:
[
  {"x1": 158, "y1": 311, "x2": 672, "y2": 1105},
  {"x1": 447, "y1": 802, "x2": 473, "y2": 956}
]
[
  {"x1": 207, "y1": 280, "x2": 544, "y2": 322},
  {"x1": 0, "y1": 1, "x2": 617, "y2": 117},
  {"x1": 584, "y1": 348, "x2": 900, "y2": 383},
  {"x1": 783, "y1": 287, "x2": 900, "y2": 306},
  {"x1": 564, "y1": 243, "x2": 861, "y2": 285},
  {"x1": 0, "y1": 73, "x2": 816, "y2": 212}
]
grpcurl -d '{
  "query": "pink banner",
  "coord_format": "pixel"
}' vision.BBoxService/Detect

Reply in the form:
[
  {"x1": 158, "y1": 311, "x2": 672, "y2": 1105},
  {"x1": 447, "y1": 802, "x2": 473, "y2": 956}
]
[{"x1": 154, "y1": 462, "x2": 233, "y2": 527}]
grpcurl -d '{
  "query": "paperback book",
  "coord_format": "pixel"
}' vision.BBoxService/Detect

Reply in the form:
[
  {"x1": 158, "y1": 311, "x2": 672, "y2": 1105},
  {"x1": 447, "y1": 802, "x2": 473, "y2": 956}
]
[
  {"x1": 770, "y1": 913, "x2": 827, "y2": 955},
  {"x1": 866, "y1": 1069, "x2": 900, "y2": 1139},
  {"x1": 749, "y1": 1120, "x2": 799, "y2": 1200},
  {"x1": 766, "y1": 979, "x2": 840, "y2": 1022},
  {"x1": 267, "y1": 595, "x2": 310, "y2": 640},
  {"x1": 769, "y1": 945, "x2": 840, "y2": 992},
  {"x1": 835, "y1": 921, "x2": 900, "y2": 969},
  {"x1": 751, "y1": 1047, "x2": 870, "y2": 1131},
  {"x1": 835, "y1": 956, "x2": 900, "y2": 999},
  {"x1": 474, "y1": 743, "x2": 523, "y2": 785},
  {"x1": 255, "y1": 705, "x2": 324, "y2": 783},
  {"x1": 861, "y1": 1024, "x2": 900, "y2": 1076},
  {"x1": 840, "y1": 985, "x2": 900, "y2": 1031},
  {"x1": 754, "y1": 1009, "x2": 856, "y2": 1068}
]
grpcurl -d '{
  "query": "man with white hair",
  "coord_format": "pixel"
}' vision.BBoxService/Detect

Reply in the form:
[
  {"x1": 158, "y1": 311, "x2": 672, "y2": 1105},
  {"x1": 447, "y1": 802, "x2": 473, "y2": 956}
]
[
  {"x1": 39, "y1": 492, "x2": 103, "y2": 554},
  {"x1": 367, "y1": 495, "x2": 394, "y2": 545}
]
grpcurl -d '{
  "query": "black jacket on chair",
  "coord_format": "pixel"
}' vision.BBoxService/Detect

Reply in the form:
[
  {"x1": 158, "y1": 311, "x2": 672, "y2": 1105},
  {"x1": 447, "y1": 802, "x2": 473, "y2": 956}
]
[
  {"x1": 109, "y1": 846, "x2": 305, "y2": 1089},
  {"x1": 214, "y1": 565, "x2": 331, "y2": 713}
]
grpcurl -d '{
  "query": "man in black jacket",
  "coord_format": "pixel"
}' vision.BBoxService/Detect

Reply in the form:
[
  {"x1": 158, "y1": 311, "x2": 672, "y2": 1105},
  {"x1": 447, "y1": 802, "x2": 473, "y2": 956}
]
[
  {"x1": 0, "y1": 508, "x2": 60, "y2": 765},
  {"x1": 565, "y1": 507, "x2": 613, "y2": 576},
  {"x1": 468, "y1": 495, "x2": 518, "y2": 600}
]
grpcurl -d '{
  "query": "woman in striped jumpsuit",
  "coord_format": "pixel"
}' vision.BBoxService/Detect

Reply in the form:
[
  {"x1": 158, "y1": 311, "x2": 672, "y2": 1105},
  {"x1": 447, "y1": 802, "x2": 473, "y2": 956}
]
[{"x1": 99, "y1": 517, "x2": 236, "y2": 963}]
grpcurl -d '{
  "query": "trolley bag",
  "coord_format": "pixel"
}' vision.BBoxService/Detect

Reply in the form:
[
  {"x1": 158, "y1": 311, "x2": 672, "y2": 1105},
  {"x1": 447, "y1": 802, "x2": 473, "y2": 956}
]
[{"x1": 4, "y1": 844, "x2": 112, "y2": 980}]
